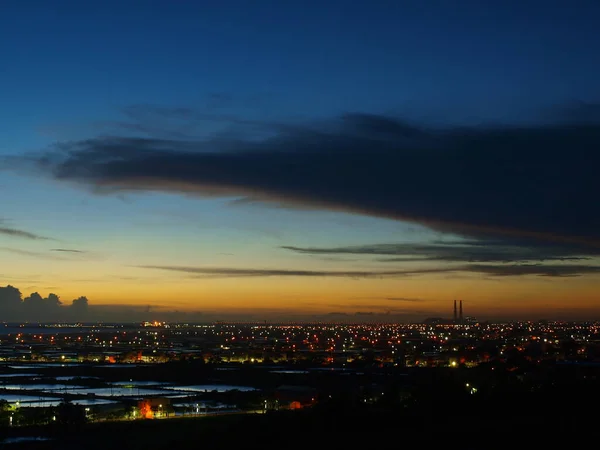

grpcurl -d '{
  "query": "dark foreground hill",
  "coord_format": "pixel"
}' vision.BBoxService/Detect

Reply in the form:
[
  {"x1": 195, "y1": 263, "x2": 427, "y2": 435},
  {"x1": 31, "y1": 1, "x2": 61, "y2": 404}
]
[{"x1": 1, "y1": 406, "x2": 591, "y2": 450}]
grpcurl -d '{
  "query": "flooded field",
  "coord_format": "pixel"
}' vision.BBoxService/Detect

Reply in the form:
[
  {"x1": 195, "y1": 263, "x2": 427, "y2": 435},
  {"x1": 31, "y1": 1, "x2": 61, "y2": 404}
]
[{"x1": 163, "y1": 385, "x2": 256, "y2": 393}]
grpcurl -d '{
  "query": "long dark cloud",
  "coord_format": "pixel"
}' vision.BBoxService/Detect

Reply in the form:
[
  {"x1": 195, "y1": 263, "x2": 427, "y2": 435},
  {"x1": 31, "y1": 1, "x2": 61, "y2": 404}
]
[
  {"x1": 466, "y1": 264, "x2": 600, "y2": 277},
  {"x1": 281, "y1": 241, "x2": 597, "y2": 263},
  {"x1": 136, "y1": 264, "x2": 600, "y2": 278},
  {"x1": 50, "y1": 248, "x2": 86, "y2": 253},
  {"x1": 135, "y1": 265, "x2": 449, "y2": 278},
  {"x1": 282, "y1": 240, "x2": 600, "y2": 277},
  {"x1": 15, "y1": 107, "x2": 600, "y2": 248}
]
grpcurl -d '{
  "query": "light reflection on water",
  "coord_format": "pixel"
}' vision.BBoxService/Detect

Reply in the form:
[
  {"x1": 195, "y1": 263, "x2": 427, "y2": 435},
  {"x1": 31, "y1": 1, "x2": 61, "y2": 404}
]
[
  {"x1": 0, "y1": 382, "x2": 259, "y2": 405},
  {"x1": 13, "y1": 398, "x2": 118, "y2": 407},
  {"x1": 0, "y1": 373, "x2": 43, "y2": 378},
  {"x1": 2, "y1": 437, "x2": 52, "y2": 444},
  {"x1": 270, "y1": 370, "x2": 310, "y2": 374},
  {"x1": 164, "y1": 384, "x2": 257, "y2": 393},
  {"x1": 53, "y1": 376, "x2": 100, "y2": 381},
  {"x1": 0, "y1": 394, "x2": 52, "y2": 402},
  {"x1": 48, "y1": 387, "x2": 174, "y2": 396},
  {"x1": 111, "y1": 380, "x2": 172, "y2": 386},
  {"x1": 1, "y1": 384, "x2": 85, "y2": 391},
  {"x1": 8, "y1": 363, "x2": 77, "y2": 369}
]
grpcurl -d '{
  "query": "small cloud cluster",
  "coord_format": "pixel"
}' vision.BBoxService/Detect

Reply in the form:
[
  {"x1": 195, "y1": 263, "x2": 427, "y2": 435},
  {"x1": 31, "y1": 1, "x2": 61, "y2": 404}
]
[{"x1": 0, "y1": 285, "x2": 89, "y2": 321}]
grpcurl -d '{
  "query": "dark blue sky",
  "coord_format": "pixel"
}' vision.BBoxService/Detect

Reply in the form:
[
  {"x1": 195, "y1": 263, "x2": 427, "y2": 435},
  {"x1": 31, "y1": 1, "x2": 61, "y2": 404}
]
[
  {"x1": 3, "y1": 0, "x2": 600, "y2": 144},
  {"x1": 1, "y1": 1, "x2": 600, "y2": 321}
]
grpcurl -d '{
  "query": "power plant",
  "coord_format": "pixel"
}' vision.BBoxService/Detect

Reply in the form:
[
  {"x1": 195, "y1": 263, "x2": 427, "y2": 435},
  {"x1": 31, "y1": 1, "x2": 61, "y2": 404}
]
[
  {"x1": 425, "y1": 301, "x2": 476, "y2": 325},
  {"x1": 453, "y1": 300, "x2": 464, "y2": 323},
  {"x1": 452, "y1": 300, "x2": 477, "y2": 325}
]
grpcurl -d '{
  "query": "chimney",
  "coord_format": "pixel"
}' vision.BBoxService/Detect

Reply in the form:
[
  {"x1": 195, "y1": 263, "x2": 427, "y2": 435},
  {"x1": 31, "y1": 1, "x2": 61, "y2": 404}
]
[
  {"x1": 459, "y1": 300, "x2": 463, "y2": 322},
  {"x1": 453, "y1": 300, "x2": 457, "y2": 321}
]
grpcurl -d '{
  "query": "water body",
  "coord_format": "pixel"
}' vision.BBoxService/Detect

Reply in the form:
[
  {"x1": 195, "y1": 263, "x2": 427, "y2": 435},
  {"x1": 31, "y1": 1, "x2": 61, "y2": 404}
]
[
  {"x1": 49, "y1": 386, "x2": 174, "y2": 397},
  {"x1": 18, "y1": 398, "x2": 118, "y2": 407},
  {"x1": 52, "y1": 376, "x2": 100, "y2": 381},
  {"x1": 174, "y1": 401, "x2": 234, "y2": 409},
  {"x1": 8, "y1": 363, "x2": 78, "y2": 369},
  {"x1": 0, "y1": 393, "x2": 54, "y2": 403},
  {"x1": 270, "y1": 370, "x2": 310, "y2": 374},
  {"x1": 0, "y1": 384, "x2": 181, "y2": 398},
  {"x1": 1, "y1": 437, "x2": 52, "y2": 444},
  {"x1": 111, "y1": 380, "x2": 172, "y2": 387},
  {"x1": 164, "y1": 384, "x2": 257, "y2": 393},
  {"x1": 173, "y1": 408, "x2": 241, "y2": 417},
  {"x1": 0, "y1": 373, "x2": 42, "y2": 378},
  {"x1": 1, "y1": 384, "x2": 85, "y2": 391}
]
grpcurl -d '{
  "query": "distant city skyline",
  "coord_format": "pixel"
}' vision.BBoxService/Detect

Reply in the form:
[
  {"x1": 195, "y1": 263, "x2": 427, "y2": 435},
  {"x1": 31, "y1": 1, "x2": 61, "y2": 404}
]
[
  {"x1": 1, "y1": 1, "x2": 599, "y2": 321},
  {"x1": 1, "y1": 283, "x2": 598, "y2": 323}
]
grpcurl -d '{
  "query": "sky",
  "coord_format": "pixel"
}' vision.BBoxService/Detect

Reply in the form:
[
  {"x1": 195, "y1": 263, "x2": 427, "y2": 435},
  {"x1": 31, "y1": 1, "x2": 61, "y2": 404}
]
[{"x1": 1, "y1": 0, "x2": 599, "y2": 322}]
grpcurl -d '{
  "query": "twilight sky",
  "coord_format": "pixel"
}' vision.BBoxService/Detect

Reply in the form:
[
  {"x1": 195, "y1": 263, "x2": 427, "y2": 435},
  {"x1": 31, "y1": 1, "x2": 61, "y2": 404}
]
[{"x1": 1, "y1": 0, "x2": 599, "y2": 322}]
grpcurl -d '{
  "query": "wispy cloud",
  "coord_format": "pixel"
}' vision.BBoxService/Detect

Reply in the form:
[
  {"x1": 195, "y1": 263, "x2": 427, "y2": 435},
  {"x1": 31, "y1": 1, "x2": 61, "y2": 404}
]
[
  {"x1": 465, "y1": 264, "x2": 600, "y2": 277},
  {"x1": 0, "y1": 247, "x2": 66, "y2": 260},
  {"x1": 135, "y1": 265, "x2": 452, "y2": 279},
  {"x1": 136, "y1": 263, "x2": 600, "y2": 278},
  {"x1": 281, "y1": 241, "x2": 600, "y2": 279},
  {"x1": 13, "y1": 105, "x2": 600, "y2": 248},
  {"x1": 0, "y1": 226, "x2": 52, "y2": 241},
  {"x1": 281, "y1": 241, "x2": 596, "y2": 263},
  {"x1": 385, "y1": 297, "x2": 425, "y2": 302},
  {"x1": 50, "y1": 248, "x2": 86, "y2": 253}
]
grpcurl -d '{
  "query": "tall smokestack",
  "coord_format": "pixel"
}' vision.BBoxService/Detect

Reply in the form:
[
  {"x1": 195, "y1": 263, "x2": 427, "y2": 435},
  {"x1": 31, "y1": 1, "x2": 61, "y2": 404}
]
[
  {"x1": 459, "y1": 300, "x2": 463, "y2": 322},
  {"x1": 453, "y1": 300, "x2": 457, "y2": 321}
]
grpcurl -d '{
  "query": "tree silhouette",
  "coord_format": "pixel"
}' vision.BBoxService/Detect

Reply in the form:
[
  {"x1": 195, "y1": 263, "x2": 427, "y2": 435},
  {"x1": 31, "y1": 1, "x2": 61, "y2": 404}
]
[{"x1": 56, "y1": 399, "x2": 87, "y2": 429}]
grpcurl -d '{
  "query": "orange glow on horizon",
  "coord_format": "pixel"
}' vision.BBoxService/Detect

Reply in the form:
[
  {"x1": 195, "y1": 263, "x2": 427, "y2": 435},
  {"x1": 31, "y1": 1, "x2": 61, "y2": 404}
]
[{"x1": 4, "y1": 261, "x2": 600, "y2": 320}]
